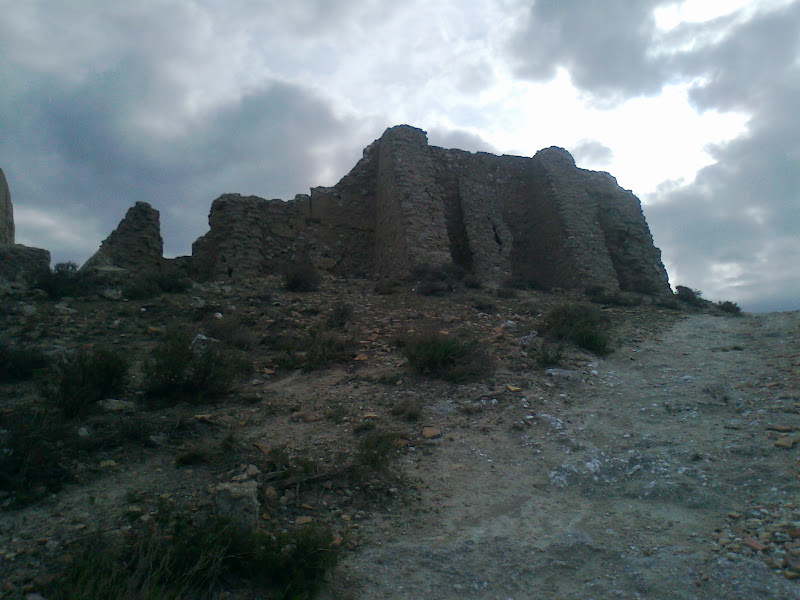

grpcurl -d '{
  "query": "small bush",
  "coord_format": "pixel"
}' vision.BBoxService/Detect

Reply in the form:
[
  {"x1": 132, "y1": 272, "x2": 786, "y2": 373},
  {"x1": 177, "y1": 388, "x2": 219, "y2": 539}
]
[
  {"x1": 390, "y1": 398, "x2": 423, "y2": 421},
  {"x1": 285, "y1": 262, "x2": 320, "y2": 292},
  {"x1": 585, "y1": 286, "x2": 643, "y2": 307},
  {"x1": 326, "y1": 301, "x2": 353, "y2": 329},
  {"x1": 0, "y1": 411, "x2": 72, "y2": 509},
  {"x1": 206, "y1": 315, "x2": 259, "y2": 351},
  {"x1": 716, "y1": 300, "x2": 742, "y2": 315},
  {"x1": 0, "y1": 345, "x2": 51, "y2": 383},
  {"x1": 144, "y1": 331, "x2": 248, "y2": 403},
  {"x1": 534, "y1": 339, "x2": 564, "y2": 367},
  {"x1": 45, "y1": 512, "x2": 340, "y2": 600},
  {"x1": 374, "y1": 279, "x2": 398, "y2": 295},
  {"x1": 539, "y1": 303, "x2": 611, "y2": 356},
  {"x1": 502, "y1": 274, "x2": 550, "y2": 292},
  {"x1": 675, "y1": 285, "x2": 707, "y2": 307},
  {"x1": 303, "y1": 329, "x2": 357, "y2": 371},
  {"x1": 53, "y1": 349, "x2": 129, "y2": 418},
  {"x1": 34, "y1": 262, "x2": 95, "y2": 299},
  {"x1": 404, "y1": 331, "x2": 494, "y2": 382},
  {"x1": 356, "y1": 430, "x2": 399, "y2": 473},
  {"x1": 125, "y1": 268, "x2": 193, "y2": 300},
  {"x1": 411, "y1": 265, "x2": 467, "y2": 296}
]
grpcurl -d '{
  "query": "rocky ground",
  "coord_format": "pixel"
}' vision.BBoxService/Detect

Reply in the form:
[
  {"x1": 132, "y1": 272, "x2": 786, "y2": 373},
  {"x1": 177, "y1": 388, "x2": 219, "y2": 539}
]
[{"x1": 1, "y1": 275, "x2": 798, "y2": 599}]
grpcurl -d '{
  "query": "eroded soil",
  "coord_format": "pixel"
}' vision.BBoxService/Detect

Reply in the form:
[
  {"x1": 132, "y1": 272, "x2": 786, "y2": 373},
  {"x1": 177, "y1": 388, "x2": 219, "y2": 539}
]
[{"x1": 1, "y1": 278, "x2": 798, "y2": 599}]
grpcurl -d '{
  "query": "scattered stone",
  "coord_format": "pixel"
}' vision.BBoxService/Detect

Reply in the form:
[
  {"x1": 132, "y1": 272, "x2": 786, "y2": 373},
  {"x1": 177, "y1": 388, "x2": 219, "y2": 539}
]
[
  {"x1": 98, "y1": 460, "x2": 118, "y2": 468},
  {"x1": 214, "y1": 481, "x2": 260, "y2": 530},
  {"x1": 295, "y1": 516, "x2": 313, "y2": 526},
  {"x1": 774, "y1": 437, "x2": 796, "y2": 449},
  {"x1": 743, "y1": 536, "x2": 767, "y2": 552},
  {"x1": 98, "y1": 399, "x2": 136, "y2": 413},
  {"x1": 421, "y1": 427, "x2": 442, "y2": 439}
]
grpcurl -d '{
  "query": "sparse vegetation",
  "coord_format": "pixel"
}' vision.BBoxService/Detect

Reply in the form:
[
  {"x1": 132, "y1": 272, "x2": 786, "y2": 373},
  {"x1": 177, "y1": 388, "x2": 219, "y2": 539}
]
[
  {"x1": 34, "y1": 261, "x2": 95, "y2": 299},
  {"x1": 716, "y1": 300, "x2": 743, "y2": 315},
  {"x1": 45, "y1": 511, "x2": 340, "y2": 600},
  {"x1": 356, "y1": 430, "x2": 399, "y2": 473},
  {"x1": 390, "y1": 398, "x2": 423, "y2": 421},
  {"x1": 285, "y1": 262, "x2": 320, "y2": 292},
  {"x1": 0, "y1": 411, "x2": 72, "y2": 509},
  {"x1": 326, "y1": 301, "x2": 353, "y2": 329},
  {"x1": 0, "y1": 344, "x2": 51, "y2": 383},
  {"x1": 205, "y1": 315, "x2": 260, "y2": 350},
  {"x1": 675, "y1": 285, "x2": 707, "y2": 308},
  {"x1": 539, "y1": 302, "x2": 611, "y2": 355},
  {"x1": 585, "y1": 286, "x2": 643, "y2": 307},
  {"x1": 144, "y1": 330, "x2": 249, "y2": 403},
  {"x1": 124, "y1": 267, "x2": 193, "y2": 300},
  {"x1": 404, "y1": 331, "x2": 494, "y2": 382},
  {"x1": 533, "y1": 339, "x2": 565, "y2": 367},
  {"x1": 52, "y1": 348, "x2": 129, "y2": 418}
]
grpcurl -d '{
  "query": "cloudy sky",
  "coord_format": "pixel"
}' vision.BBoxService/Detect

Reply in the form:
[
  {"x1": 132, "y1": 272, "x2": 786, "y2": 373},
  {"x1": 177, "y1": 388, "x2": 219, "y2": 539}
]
[{"x1": 1, "y1": 0, "x2": 798, "y2": 312}]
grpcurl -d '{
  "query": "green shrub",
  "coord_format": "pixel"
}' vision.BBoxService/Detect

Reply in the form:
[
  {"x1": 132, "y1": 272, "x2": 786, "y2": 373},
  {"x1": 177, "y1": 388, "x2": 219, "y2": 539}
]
[
  {"x1": 539, "y1": 303, "x2": 611, "y2": 355},
  {"x1": 404, "y1": 331, "x2": 494, "y2": 382},
  {"x1": 0, "y1": 345, "x2": 51, "y2": 383},
  {"x1": 356, "y1": 430, "x2": 399, "y2": 473},
  {"x1": 326, "y1": 301, "x2": 353, "y2": 329},
  {"x1": 303, "y1": 329, "x2": 357, "y2": 371},
  {"x1": 144, "y1": 331, "x2": 248, "y2": 403},
  {"x1": 675, "y1": 285, "x2": 707, "y2": 307},
  {"x1": 390, "y1": 398, "x2": 423, "y2": 421},
  {"x1": 534, "y1": 339, "x2": 564, "y2": 367},
  {"x1": 285, "y1": 262, "x2": 320, "y2": 292},
  {"x1": 0, "y1": 411, "x2": 72, "y2": 509},
  {"x1": 716, "y1": 300, "x2": 742, "y2": 315},
  {"x1": 205, "y1": 315, "x2": 259, "y2": 351},
  {"x1": 124, "y1": 268, "x2": 193, "y2": 300},
  {"x1": 53, "y1": 349, "x2": 129, "y2": 418},
  {"x1": 46, "y1": 512, "x2": 340, "y2": 600},
  {"x1": 34, "y1": 262, "x2": 95, "y2": 299}
]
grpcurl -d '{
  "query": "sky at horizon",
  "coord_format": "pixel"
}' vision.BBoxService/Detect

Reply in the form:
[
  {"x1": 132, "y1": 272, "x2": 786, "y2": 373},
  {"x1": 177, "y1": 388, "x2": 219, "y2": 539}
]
[{"x1": 1, "y1": 0, "x2": 798, "y2": 312}]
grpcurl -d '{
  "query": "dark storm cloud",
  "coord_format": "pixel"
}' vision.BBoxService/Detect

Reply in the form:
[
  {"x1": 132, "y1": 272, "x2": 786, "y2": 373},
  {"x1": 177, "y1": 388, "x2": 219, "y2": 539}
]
[
  {"x1": 510, "y1": 0, "x2": 800, "y2": 310},
  {"x1": 571, "y1": 139, "x2": 613, "y2": 167},
  {"x1": 0, "y1": 0, "x2": 381, "y2": 263},
  {"x1": 0, "y1": 68, "x2": 371, "y2": 263},
  {"x1": 509, "y1": 0, "x2": 669, "y2": 103}
]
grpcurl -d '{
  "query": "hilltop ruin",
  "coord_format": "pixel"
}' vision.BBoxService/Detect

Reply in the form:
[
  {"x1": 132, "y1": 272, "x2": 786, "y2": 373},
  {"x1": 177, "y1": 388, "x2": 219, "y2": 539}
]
[{"x1": 187, "y1": 125, "x2": 670, "y2": 293}]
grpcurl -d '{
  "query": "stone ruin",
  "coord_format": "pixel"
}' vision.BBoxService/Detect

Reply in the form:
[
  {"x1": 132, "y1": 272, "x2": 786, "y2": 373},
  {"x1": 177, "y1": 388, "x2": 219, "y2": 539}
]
[
  {"x1": 2, "y1": 125, "x2": 672, "y2": 295},
  {"x1": 187, "y1": 125, "x2": 670, "y2": 294},
  {"x1": 0, "y1": 167, "x2": 51, "y2": 282}
]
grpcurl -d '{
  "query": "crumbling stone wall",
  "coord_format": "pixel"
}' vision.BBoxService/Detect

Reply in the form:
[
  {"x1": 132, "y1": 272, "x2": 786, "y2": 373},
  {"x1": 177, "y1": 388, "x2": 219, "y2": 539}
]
[
  {"x1": 81, "y1": 202, "x2": 163, "y2": 273},
  {"x1": 1, "y1": 167, "x2": 15, "y2": 245},
  {"x1": 184, "y1": 125, "x2": 672, "y2": 294}
]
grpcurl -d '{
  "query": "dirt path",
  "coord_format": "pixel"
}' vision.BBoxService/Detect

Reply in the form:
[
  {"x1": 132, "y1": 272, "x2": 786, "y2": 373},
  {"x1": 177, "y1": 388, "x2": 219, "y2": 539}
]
[{"x1": 326, "y1": 312, "x2": 800, "y2": 599}]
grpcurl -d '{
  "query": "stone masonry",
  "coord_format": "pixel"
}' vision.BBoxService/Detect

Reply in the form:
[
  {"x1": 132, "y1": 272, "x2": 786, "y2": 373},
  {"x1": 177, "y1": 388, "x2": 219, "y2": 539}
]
[
  {"x1": 82, "y1": 202, "x2": 164, "y2": 274},
  {"x1": 1, "y1": 167, "x2": 14, "y2": 245},
  {"x1": 188, "y1": 125, "x2": 671, "y2": 294}
]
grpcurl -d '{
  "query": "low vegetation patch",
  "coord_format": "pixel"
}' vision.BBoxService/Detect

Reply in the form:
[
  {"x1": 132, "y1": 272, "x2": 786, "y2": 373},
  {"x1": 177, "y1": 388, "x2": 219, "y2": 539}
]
[
  {"x1": 0, "y1": 411, "x2": 72, "y2": 509},
  {"x1": 403, "y1": 331, "x2": 494, "y2": 382},
  {"x1": 585, "y1": 286, "x2": 643, "y2": 307},
  {"x1": 285, "y1": 262, "x2": 320, "y2": 292},
  {"x1": 144, "y1": 331, "x2": 249, "y2": 403},
  {"x1": 539, "y1": 302, "x2": 611, "y2": 356},
  {"x1": 0, "y1": 345, "x2": 51, "y2": 383},
  {"x1": 34, "y1": 261, "x2": 95, "y2": 299},
  {"x1": 52, "y1": 348, "x2": 129, "y2": 418},
  {"x1": 124, "y1": 267, "x2": 193, "y2": 300},
  {"x1": 675, "y1": 285, "x2": 708, "y2": 308},
  {"x1": 46, "y1": 511, "x2": 340, "y2": 600},
  {"x1": 715, "y1": 300, "x2": 743, "y2": 315},
  {"x1": 326, "y1": 301, "x2": 353, "y2": 329}
]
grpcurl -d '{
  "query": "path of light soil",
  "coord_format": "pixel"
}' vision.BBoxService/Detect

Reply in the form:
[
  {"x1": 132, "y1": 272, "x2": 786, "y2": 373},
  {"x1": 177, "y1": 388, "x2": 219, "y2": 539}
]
[{"x1": 325, "y1": 311, "x2": 800, "y2": 599}]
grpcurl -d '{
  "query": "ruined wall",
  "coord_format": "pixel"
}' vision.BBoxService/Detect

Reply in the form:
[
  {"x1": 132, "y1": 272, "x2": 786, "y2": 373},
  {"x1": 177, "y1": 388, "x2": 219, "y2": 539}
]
[
  {"x1": 82, "y1": 202, "x2": 163, "y2": 273},
  {"x1": 1, "y1": 167, "x2": 14, "y2": 245},
  {"x1": 374, "y1": 125, "x2": 451, "y2": 276},
  {"x1": 183, "y1": 124, "x2": 671, "y2": 293}
]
